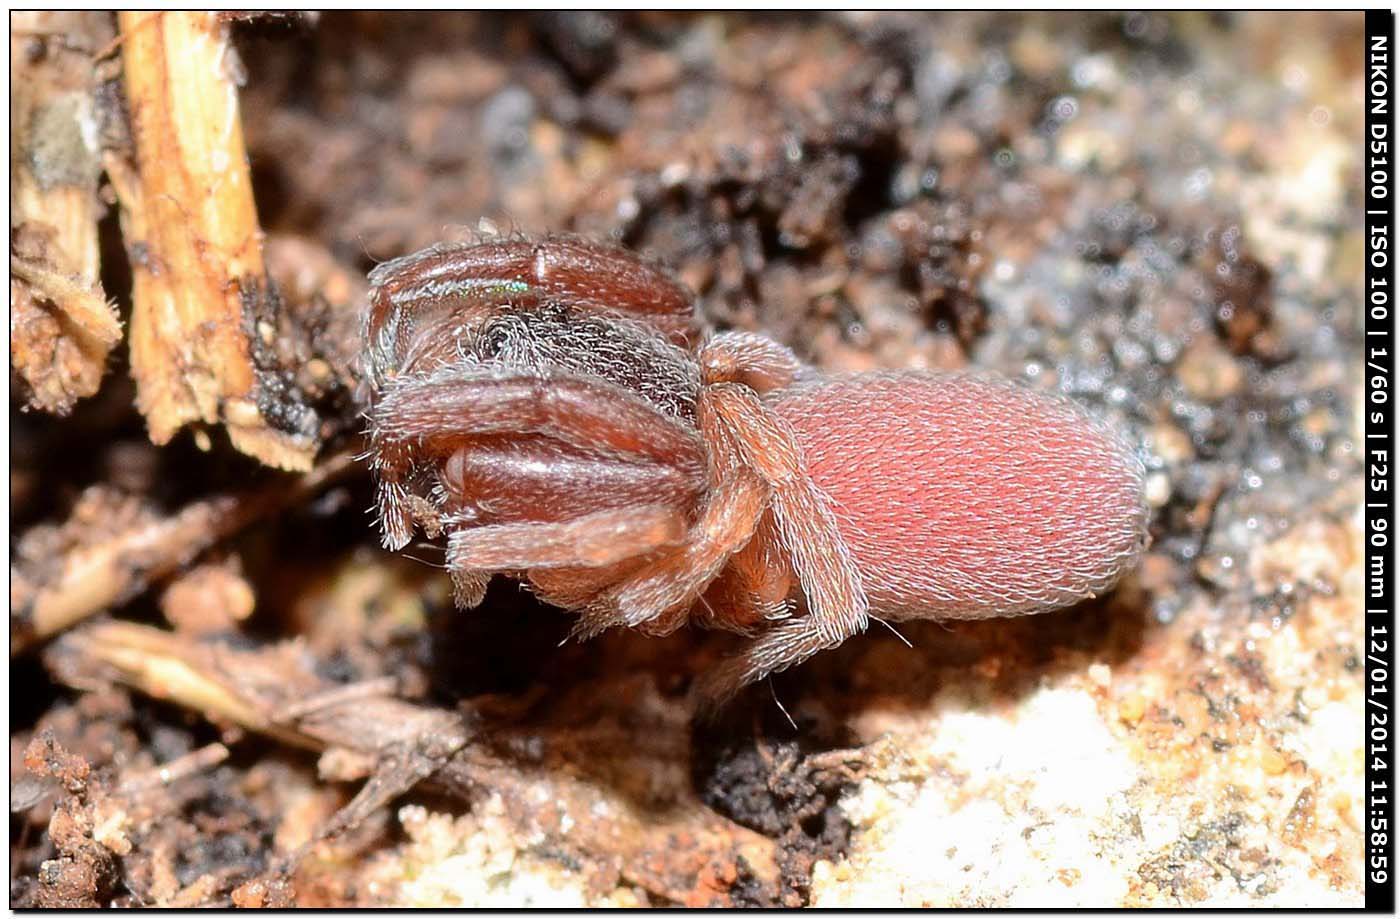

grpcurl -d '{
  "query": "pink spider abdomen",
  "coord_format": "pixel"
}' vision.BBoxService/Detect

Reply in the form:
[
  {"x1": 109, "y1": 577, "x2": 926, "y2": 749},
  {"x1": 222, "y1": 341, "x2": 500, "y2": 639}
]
[{"x1": 772, "y1": 372, "x2": 1149, "y2": 620}]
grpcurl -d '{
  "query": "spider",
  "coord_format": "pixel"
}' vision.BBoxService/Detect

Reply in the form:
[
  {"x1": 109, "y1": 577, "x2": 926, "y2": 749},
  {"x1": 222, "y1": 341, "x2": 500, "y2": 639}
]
[{"x1": 362, "y1": 236, "x2": 1149, "y2": 704}]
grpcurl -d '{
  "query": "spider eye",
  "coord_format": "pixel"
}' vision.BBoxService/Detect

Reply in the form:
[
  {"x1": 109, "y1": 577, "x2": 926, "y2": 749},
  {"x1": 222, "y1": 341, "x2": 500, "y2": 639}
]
[{"x1": 477, "y1": 325, "x2": 509, "y2": 358}]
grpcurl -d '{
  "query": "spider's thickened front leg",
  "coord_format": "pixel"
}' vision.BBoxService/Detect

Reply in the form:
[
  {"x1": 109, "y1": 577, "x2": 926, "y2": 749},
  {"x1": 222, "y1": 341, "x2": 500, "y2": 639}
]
[
  {"x1": 366, "y1": 237, "x2": 703, "y2": 364},
  {"x1": 368, "y1": 368, "x2": 706, "y2": 550},
  {"x1": 445, "y1": 505, "x2": 689, "y2": 607},
  {"x1": 372, "y1": 369, "x2": 703, "y2": 464},
  {"x1": 369, "y1": 367, "x2": 709, "y2": 615}
]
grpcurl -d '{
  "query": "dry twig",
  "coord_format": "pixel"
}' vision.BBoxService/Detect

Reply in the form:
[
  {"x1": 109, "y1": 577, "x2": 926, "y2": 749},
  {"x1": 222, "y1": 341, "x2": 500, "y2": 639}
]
[
  {"x1": 11, "y1": 451, "x2": 357, "y2": 653},
  {"x1": 50, "y1": 620, "x2": 783, "y2": 906},
  {"x1": 111, "y1": 11, "x2": 318, "y2": 470},
  {"x1": 10, "y1": 11, "x2": 122, "y2": 415}
]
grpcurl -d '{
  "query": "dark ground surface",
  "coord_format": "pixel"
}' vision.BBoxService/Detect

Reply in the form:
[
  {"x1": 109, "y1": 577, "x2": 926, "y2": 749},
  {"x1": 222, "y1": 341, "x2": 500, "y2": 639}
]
[{"x1": 12, "y1": 11, "x2": 1365, "y2": 906}]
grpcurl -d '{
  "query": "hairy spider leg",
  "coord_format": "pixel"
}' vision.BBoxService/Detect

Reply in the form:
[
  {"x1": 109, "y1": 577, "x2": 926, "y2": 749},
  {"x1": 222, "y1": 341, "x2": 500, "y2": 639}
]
[
  {"x1": 442, "y1": 439, "x2": 704, "y2": 526},
  {"x1": 693, "y1": 616, "x2": 845, "y2": 709},
  {"x1": 446, "y1": 505, "x2": 687, "y2": 573},
  {"x1": 440, "y1": 438, "x2": 706, "y2": 609},
  {"x1": 695, "y1": 511, "x2": 794, "y2": 632},
  {"x1": 569, "y1": 456, "x2": 769, "y2": 641},
  {"x1": 371, "y1": 368, "x2": 711, "y2": 611},
  {"x1": 681, "y1": 332, "x2": 871, "y2": 700},
  {"x1": 559, "y1": 339, "x2": 803, "y2": 643},
  {"x1": 698, "y1": 330, "x2": 806, "y2": 394},
  {"x1": 702, "y1": 382, "x2": 869, "y2": 646},
  {"x1": 369, "y1": 368, "x2": 705, "y2": 551}
]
